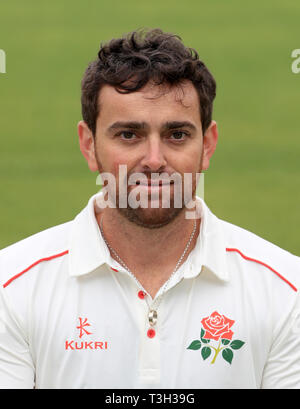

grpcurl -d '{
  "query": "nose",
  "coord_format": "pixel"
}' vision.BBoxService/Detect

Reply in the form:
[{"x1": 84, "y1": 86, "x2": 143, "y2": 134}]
[{"x1": 140, "y1": 135, "x2": 167, "y2": 172}]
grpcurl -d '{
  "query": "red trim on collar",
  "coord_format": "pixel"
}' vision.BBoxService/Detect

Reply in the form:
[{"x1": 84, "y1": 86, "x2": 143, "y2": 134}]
[
  {"x1": 226, "y1": 248, "x2": 298, "y2": 292},
  {"x1": 2, "y1": 250, "x2": 69, "y2": 288}
]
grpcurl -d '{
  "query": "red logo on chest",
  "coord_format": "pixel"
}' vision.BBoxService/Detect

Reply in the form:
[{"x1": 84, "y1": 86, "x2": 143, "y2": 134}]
[{"x1": 65, "y1": 317, "x2": 108, "y2": 350}]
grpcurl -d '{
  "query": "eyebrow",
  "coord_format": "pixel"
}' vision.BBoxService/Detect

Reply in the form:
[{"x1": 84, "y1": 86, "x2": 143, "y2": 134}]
[
  {"x1": 162, "y1": 121, "x2": 197, "y2": 132},
  {"x1": 107, "y1": 121, "x2": 148, "y2": 132},
  {"x1": 107, "y1": 120, "x2": 197, "y2": 133}
]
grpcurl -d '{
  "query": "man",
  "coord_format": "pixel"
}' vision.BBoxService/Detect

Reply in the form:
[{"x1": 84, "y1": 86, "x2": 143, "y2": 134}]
[{"x1": 0, "y1": 29, "x2": 299, "y2": 389}]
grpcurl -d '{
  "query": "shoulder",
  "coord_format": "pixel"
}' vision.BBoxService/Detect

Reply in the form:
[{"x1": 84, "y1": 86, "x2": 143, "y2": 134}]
[
  {"x1": 220, "y1": 219, "x2": 300, "y2": 293},
  {"x1": 0, "y1": 221, "x2": 72, "y2": 288}
]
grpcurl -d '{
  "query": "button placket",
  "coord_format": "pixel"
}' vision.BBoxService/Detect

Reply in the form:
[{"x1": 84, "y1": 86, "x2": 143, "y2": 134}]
[
  {"x1": 138, "y1": 306, "x2": 161, "y2": 385},
  {"x1": 137, "y1": 290, "x2": 156, "y2": 338}
]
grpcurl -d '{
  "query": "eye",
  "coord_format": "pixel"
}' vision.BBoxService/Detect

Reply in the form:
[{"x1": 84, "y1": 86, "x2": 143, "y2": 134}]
[
  {"x1": 170, "y1": 131, "x2": 188, "y2": 141},
  {"x1": 119, "y1": 131, "x2": 137, "y2": 140}
]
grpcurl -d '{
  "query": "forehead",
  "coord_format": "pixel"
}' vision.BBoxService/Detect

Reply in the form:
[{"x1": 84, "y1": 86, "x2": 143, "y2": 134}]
[{"x1": 97, "y1": 80, "x2": 201, "y2": 126}]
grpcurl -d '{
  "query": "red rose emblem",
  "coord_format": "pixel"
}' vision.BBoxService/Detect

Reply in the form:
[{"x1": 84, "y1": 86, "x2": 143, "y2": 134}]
[{"x1": 201, "y1": 311, "x2": 235, "y2": 341}]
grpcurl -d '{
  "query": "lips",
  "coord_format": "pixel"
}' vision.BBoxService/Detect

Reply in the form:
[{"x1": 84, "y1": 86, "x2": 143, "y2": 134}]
[{"x1": 135, "y1": 180, "x2": 174, "y2": 186}]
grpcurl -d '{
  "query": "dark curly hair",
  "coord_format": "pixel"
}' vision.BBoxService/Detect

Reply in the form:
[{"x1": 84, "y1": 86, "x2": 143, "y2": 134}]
[{"x1": 81, "y1": 28, "x2": 216, "y2": 135}]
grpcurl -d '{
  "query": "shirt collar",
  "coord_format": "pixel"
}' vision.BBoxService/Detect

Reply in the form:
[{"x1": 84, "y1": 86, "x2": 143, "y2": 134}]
[
  {"x1": 183, "y1": 197, "x2": 229, "y2": 282},
  {"x1": 68, "y1": 193, "x2": 229, "y2": 283}
]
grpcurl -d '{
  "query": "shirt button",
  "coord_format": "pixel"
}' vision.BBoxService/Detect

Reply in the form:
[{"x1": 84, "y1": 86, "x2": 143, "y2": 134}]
[
  {"x1": 138, "y1": 290, "x2": 146, "y2": 299},
  {"x1": 147, "y1": 328, "x2": 156, "y2": 338}
]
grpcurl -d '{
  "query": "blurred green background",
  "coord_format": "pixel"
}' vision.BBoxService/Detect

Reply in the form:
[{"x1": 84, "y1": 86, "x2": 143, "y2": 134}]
[{"x1": 0, "y1": 0, "x2": 299, "y2": 254}]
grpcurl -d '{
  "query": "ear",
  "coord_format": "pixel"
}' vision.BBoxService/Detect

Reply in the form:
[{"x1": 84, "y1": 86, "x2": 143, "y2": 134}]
[
  {"x1": 201, "y1": 120, "x2": 218, "y2": 171},
  {"x1": 78, "y1": 120, "x2": 98, "y2": 172}
]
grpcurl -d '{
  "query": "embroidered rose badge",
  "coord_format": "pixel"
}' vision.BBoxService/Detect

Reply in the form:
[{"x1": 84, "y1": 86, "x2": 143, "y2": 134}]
[{"x1": 187, "y1": 311, "x2": 245, "y2": 364}]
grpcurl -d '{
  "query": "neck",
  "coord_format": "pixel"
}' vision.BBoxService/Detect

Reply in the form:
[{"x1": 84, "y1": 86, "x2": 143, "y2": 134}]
[{"x1": 97, "y1": 207, "x2": 200, "y2": 297}]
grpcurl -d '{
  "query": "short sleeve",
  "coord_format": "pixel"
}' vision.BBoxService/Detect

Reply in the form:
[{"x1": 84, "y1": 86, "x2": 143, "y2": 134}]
[
  {"x1": 0, "y1": 285, "x2": 35, "y2": 389},
  {"x1": 261, "y1": 291, "x2": 300, "y2": 389}
]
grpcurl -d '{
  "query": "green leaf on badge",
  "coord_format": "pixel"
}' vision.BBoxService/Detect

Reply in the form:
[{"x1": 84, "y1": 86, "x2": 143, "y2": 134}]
[
  {"x1": 230, "y1": 340, "x2": 245, "y2": 350},
  {"x1": 201, "y1": 347, "x2": 212, "y2": 361},
  {"x1": 187, "y1": 340, "x2": 202, "y2": 350},
  {"x1": 221, "y1": 339, "x2": 230, "y2": 345},
  {"x1": 200, "y1": 328, "x2": 210, "y2": 344},
  {"x1": 222, "y1": 348, "x2": 234, "y2": 364}
]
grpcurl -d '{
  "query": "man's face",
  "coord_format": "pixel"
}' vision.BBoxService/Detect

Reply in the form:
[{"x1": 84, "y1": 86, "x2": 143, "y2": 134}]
[{"x1": 79, "y1": 80, "x2": 218, "y2": 228}]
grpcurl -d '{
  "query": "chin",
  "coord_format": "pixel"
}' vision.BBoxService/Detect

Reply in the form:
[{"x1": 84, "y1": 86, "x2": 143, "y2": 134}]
[{"x1": 117, "y1": 206, "x2": 184, "y2": 229}]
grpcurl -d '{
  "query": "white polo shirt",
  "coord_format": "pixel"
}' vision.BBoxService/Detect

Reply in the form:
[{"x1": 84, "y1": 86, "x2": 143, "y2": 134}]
[{"x1": 0, "y1": 193, "x2": 299, "y2": 389}]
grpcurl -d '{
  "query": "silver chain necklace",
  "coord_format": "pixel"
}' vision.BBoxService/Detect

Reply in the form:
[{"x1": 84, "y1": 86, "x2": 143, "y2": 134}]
[{"x1": 100, "y1": 216, "x2": 197, "y2": 334}]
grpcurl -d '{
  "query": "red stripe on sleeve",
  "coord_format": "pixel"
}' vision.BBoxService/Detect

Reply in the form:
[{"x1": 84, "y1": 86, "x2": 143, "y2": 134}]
[
  {"x1": 226, "y1": 247, "x2": 297, "y2": 292},
  {"x1": 3, "y1": 250, "x2": 69, "y2": 288}
]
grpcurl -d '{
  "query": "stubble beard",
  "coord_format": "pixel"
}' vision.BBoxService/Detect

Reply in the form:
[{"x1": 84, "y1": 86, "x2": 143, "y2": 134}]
[
  {"x1": 117, "y1": 192, "x2": 184, "y2": 229},
  {"x1": 96, "y1": 156, "x2": 203, "y2": 230}
]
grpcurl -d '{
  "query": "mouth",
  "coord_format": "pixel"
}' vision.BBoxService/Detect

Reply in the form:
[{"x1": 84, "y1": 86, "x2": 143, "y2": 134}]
[{"x1": 134, "y1": 180, "x2": 175, "y2": 187}]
